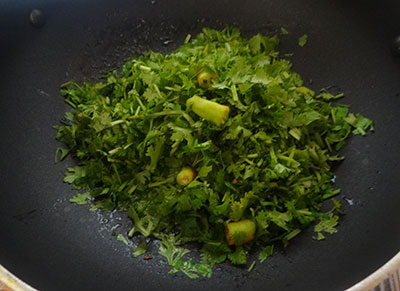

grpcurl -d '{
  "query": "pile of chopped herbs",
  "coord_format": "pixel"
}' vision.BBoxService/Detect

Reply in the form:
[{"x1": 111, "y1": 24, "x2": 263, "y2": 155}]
[{"x1": 55, "y1": 27, "x2": 373, "y2": 278}]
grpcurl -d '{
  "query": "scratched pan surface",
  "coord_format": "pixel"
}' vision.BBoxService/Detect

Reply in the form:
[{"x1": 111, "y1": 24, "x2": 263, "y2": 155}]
[{"x1": 0, "y1": 0, "x2": 400, "y2": 290}]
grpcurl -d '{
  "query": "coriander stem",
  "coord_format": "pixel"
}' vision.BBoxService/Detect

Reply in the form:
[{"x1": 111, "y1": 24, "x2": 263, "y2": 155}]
[
  {"x1": 276, "y1": 154, "x2": 297, "y2": 164},
  {"x1": 128, "y1": 110, "x2": 186, "y2": 120},
  {"x1": 184, "y1": 34, "x2": 191, "y2": 43},
  {"x1": 135, "y1": 95, "x2": 146, "y2": 111},
  {"x1": 139, "y1": 65, "x2": 151, "y2": 72},
  {"x1": 134, "y1": 106, "x2": 141, "y2": 116},
  {"x1": 110, "y1": 120, "x2": 126, "y2": 127},
  {"x1": 269, "y1": 146, "x2": 277, "y2": 163},
  {"x1": 182, "y1": 112, "x2": 195, "y2": 126},
  {"x1": 231, "y1": 84, "x2": 239, "y2": 102},
  {"x1": 148, "y1": 177, "x2": 175, "y2": 188},
  {"x1": 165, "y1": 86, "x2": 181, "y2": 91},
  {"x1": 65, "y1": 99, "x2": 77, "y2": 108},
  {"x1": 297, "y1": 210, "x2": 312, "y2": 215},
  {"x1": 247, "y1": 153, "x2": 258, "y2": 158},
  {"x1": 153, "y1": 84, "x2": 162, "y2": 99},
  {"x1": 128, "y1": 184, "x2": 137, "y2": 194},
  {"x1": 108, "y1": 147, "x2": 121, "y2": 155},
  {"x1": 112, "y1": 164, "x2": 122, "y2": 184},
  {"x1": 287, "y1": 147, "x2": 296, "y2": 166}
]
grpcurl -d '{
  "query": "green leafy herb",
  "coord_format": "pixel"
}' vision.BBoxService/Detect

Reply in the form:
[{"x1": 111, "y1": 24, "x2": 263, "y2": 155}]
[
  {"x1": 313, "y1": 213, "x2": 339, "y2": 240},
  {"x1": 55, "y1": 27, "x2": 373, "y2": 278},
  {"x1": 280, "y1": 27, "x2": 289, "y2": 35},
  {"x1": 117, "y1": 234, "x2": 129, "y2": 246},
  {"x1": 228, "y1": 246, "x2": 248, "y2": 265},
  {"x1": 55, "y1": 147, "x2": 70, "y2": 162},
  {"x1": 70, "y1": 193, "x2": 91, "y2": 205},
  {"x1": 298, "y1": 34, "x2": 308, "y2": 47},
  {"x1": 132, "y1": 240, "x2": 148, "y2": 257},
  {"x1": 259, "y1": 245, "x2": 274, "y2": 263},
  {"x1": 159, "y1": 234, "x2": 212, "y2": 278}
]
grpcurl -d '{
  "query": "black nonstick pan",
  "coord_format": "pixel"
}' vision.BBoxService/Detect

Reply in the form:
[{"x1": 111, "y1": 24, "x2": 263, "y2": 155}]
[{"x1": 1, "y1": 0, "x2": 400, "y2": 290}]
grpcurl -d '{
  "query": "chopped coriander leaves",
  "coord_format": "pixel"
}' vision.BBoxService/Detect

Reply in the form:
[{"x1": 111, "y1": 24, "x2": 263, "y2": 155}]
[{"x1": 56, "y1": 27, "x2": 373, "y2": 278}]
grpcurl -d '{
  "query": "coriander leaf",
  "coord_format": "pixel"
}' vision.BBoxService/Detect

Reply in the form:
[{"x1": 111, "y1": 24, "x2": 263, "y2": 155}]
[
  {"x1": 133, "y1": 240, "x2": 148, "y2": 257},
  {"x1": 201, "y1": 242, "x2": 230, "y2": 265},
  {"x1": 317, "y1": 89, "x2": 344, "y2": 101},
  {"x1": 273, "y1": 163, "x2": 291, "y2": 178},
  {"x1": 345, "y1": 114, "x2": 374, "y2": 135},
  {"x1": 280, "y1": 27, "x2": 289, "y2": 35},
  {"x1": 228, "y1": 246, "x2": 247, "y2": 265},
  {"x1": 251, "y1": 68, "x2": 271, "y2": 85},
  {"x1": 298, "y1": 111, "x2": 321, "y2": 125},
  {"x1": 248, "y1": 34, "x2": 263, "y2": 54},
  {"x1": 198, "y1": 165, "x2": 213, "y2": 178},
  {"x1": 298, "y1": 34, "x2": 308, "y2": 47},
  {"x1": 91, "y1": 112, "x2": 112, "y2": 132},
  {"x1": 258, "y1": 245, "x2": 274, "y2": 263},
  {"x1": 146, "y1": 137, "x2": 166, "y2": 172},
  {"x1": 270, "y1": 210, "x2": 291, "y2": 230},
  {"x1": 70, "y1": 193, "x2": 90, "y2": 205},
  {"x1": 117, "y1": 234, "x2": 129, "y2": 246},
  {"x1": 143, "y1": 87, "x2": 160, "y2": 103},
  {"x1": 159, "y1": 235, "x2": 212, "y2": 278},
  {"x1": 229, "y1": 191, "x2": 256, "y2": 221},
  {"x1": 313, "y1": 213, "x2": 339, "y2": 240},
  {"x1": 255, "y1": 210, "x2": 270, "y2": 230},
  {"x1": 55, "y1": 147, "x2": 70, "y2": 163},
  {"x1": 159, "y1": 235, "x2": 190, "y2": 266},
  {"x1": 64, "y1": 166, "x2": 86, "y2": 184}
]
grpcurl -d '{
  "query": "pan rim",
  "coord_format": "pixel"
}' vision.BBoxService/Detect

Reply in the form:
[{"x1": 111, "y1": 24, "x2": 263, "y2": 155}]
[
  {"x1": 346, "y1": 251, "x2": 400, "y2": 291},
  {"x1": 1, "y1": 251, "x2": 400, "y2": 290},
  {"x1": 0, "y1": 265, "x2": 37, "y2": 291}
]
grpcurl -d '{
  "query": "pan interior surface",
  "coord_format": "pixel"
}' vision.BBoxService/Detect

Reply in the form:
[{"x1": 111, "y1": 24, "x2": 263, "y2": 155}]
[{"x1": 0, "y1": 0, "x2": 399, "y2": 290}]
